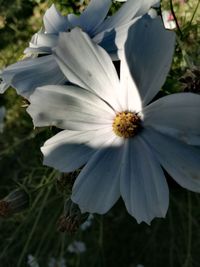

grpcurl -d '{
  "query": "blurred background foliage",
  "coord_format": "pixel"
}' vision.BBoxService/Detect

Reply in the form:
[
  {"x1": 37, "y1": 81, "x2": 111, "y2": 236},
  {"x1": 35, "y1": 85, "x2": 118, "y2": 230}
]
[{"x1": 0, "y1": 0, "x2": 200, "y2": 266}]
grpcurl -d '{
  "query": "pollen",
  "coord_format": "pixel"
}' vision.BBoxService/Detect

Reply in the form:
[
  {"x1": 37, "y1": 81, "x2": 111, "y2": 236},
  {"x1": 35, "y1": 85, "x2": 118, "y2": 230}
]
[{"x1": 113, "y1": 111, "x2": 141, "y2": 138}]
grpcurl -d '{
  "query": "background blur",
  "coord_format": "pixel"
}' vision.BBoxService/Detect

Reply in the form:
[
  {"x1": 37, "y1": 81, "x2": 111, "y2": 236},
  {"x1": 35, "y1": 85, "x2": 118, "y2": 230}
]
[{"x1": 0, "y1": 0, "x2": 200, "y2": 266}]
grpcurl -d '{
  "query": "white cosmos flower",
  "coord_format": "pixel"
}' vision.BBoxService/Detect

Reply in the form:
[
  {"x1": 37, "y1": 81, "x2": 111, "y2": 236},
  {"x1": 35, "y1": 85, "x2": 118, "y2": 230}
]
[
  {"x1": 48, "y1": 257, "x2": 67, "y2": 267},
  {"x1": 0, "y1": 0, "x2": 159, "y2": 99},
  {"x1": 67, "y1": 241, "x2": 86, "y2": 254},
  {"x1": 162, "y1": 10, "x2": 176, "y2": 30},
  {"x1": 80, "y1": 214, "x2": 94, "y2": 231},
  {"x1": 27, "y1": 17, "x2": 200, "y2": 224},
  {"x1": 27, "y1": 255, "x2": 40, "y2": 267}
]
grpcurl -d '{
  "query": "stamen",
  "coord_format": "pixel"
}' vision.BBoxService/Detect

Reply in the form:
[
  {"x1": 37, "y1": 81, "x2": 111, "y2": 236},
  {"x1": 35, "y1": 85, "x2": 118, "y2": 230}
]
[{"x1": 113, "y1": 111, "x2": 141, "y2": 138}]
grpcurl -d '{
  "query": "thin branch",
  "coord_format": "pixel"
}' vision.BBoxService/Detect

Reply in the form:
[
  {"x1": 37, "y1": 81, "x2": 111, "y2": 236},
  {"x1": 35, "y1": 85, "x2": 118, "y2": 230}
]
[
  {"x1": 189, "y1": 0, "x2": 200, "y2": 25},
  {"x1": 169, "y1": 0, "x2": 183, "y2": 38}
]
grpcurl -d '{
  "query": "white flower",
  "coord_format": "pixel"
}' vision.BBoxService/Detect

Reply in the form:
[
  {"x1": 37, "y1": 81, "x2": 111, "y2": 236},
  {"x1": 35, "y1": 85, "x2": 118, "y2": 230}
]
[
  {"x1": 67, "y1": 241, "x2": 86, "y2": 254},
  {"x1": 27, "y1": 255, "x2": 40, "y2": 267},
  {"x1": 0, "y1": 106, "x2": 5, "y2": 133},
  {"x1": 0, "y1": 0, "x2": 159, "y2": 99},
  {"x1": 48, "y1": 257, "x2": 67, "y2": 267},
  {"x1": 28, "y1": 17, "x2": 200, "y2": 224},
  {"x1": 80, "y1": 214, "x2": 94, "y2": 231},
  {"x1": 26, "y1": 0, "x2": 160, "y2": 57},
  {"x1": 162, "y1": 10, "x2": 176, "y2": 30},
  {"x1": 27, "y1": 255, "x2": 67, "y2": 267}
]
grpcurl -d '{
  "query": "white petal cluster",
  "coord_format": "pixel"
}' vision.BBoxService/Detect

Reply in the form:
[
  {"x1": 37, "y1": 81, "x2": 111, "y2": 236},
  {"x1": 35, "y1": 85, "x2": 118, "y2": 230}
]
[
  {"x1": 67, "y1": 241, "x2": 86, "y2": 254},
  {"x1": 162, "y1": 10, "x2": 176, "y2": 30},
  {"x1": 0, "y1": 0, "x2": 159, "y2": 99},
  {"x1": 27, "y1": 255, "x2": 67, "y2": 267},
  {"x1": 26, "y1": 10, "x2": 200, "y2": 224},
  {"x1": 2, "y1": 1, "x2": 200, "y2": 224}
]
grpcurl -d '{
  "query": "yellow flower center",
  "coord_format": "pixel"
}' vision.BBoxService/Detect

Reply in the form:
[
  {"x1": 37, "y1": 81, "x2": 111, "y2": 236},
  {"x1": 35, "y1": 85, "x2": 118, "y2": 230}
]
[{"x1": 112, "y1": 111, "x2": 141, "y2": 138}]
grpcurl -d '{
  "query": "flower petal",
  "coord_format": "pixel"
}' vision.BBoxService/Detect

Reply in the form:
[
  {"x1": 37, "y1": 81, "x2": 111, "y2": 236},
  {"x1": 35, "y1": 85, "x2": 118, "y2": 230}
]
[
  {"x1": 142, "y1": 128, "x2": 200, "y2": 192},
  {"x1": 118, "y1": 55, "x2": 142, "y2": 112},
  {"x1": 0, "y1": 71, "x2": 9, "y2": 93},
  {"x1": 124, "y1": 15, "x2": 176, "y2": 105},
  {"x1": 68, "y1": 0, "x2": 111, "y2": 36},
  {"x1": 94, "y1": 0, "x2": 159, "y2": 34},
  {"x1": 24, "y1": 32, "x2": 58, "y2": 54},
  {"x1": 53, "y1": 28, "x2": 122, "y2": 111},
  {"x1": 1, "y1": 55, "x2": 66, "y2": 99},
  {"x1": 120, "y1": 136, "x2": 169, "y2": 224},
  {"x1": 72, "y1": 137, "x2": 124, "y2": 214},
  {"x1": 43, "y1": 4, "x2": 69, "y2": 34},
  {"x1": 27, "y1": 85, "x2": 115, "y2": 129},
  {"x1": 24, "y1": 46, "x2": 52, "y2": 55},
  {"x1": 93, "y1": 20, "x2": 137, "y2": 60},
  {"x1": 143, "y1": 93, "x2": 200, "y2": 145},
  {"x1": 41, "y1": 128, "x2": 114, "y2": 172}
]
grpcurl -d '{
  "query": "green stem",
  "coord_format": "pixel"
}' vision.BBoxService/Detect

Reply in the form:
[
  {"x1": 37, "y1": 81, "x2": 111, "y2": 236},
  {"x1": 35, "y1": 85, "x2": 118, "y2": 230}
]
[
  {"x1": 169, "y1": 0, "x2": 183, "y2": 38},
  {"x1": 189, "y1": 0, "x2": 200, "y2": 25},
  {"x1": 98, "y1": 216, "x2": 105, "y2": 267},
  {"x1": 17, "y1": 185, "x2": 53, "y2": 267},
  {"x1": 183, "y1": 192, "x2": 192, "y2": 267},
  {"x1": 0, "y1": 184, "x2": 44, "y2": 259}
]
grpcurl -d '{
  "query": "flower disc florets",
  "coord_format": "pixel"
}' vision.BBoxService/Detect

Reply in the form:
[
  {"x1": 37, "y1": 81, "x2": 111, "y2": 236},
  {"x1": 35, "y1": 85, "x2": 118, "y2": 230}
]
[{"x1": 113, "y1": 111, "x2": 141, "y2": 138}]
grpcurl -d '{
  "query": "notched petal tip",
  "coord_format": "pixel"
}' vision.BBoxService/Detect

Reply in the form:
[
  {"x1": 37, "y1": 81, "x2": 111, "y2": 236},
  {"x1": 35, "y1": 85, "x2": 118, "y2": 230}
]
[{"x1": 43, "y1": 4, "x2": 69, "y2": 34}]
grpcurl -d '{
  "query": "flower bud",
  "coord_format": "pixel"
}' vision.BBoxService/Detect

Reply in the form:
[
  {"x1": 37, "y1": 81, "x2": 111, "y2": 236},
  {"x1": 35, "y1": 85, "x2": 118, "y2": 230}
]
[
  {"x1": 56, "y1": 172, "x2": 77, "y2": 193},
  {"x1": 0, "y1": 189, "x2": 29, "y2": 218},
  {"x1": 57, "y1": 198, "x2": 89, "y2": 234}
]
